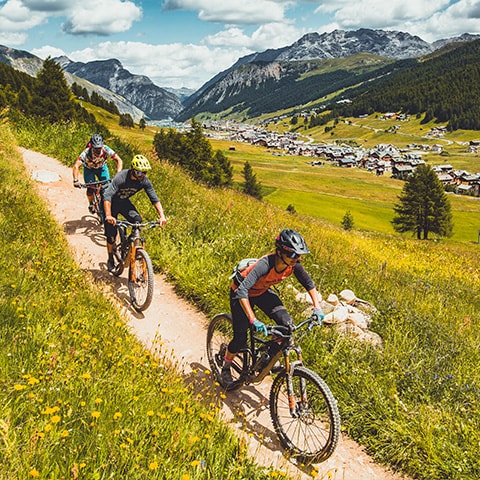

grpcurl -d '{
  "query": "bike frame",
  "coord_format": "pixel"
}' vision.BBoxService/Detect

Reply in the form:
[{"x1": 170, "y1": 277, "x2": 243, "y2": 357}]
[
  {"x1": 115, "y1": 221, "x2": 157, "y2": 276},
  {"x1": 244, "y1": 318, "x2": 313, "y2": 384}
]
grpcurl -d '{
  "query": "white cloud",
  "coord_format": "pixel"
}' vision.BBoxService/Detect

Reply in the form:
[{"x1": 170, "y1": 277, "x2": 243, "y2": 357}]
[
  {"x1": 31, "y1": 45, "x2": 66, "y2": 59},
  {"x1": 66, "y1": 41, "x2": 248, "y2": 89},
  {"x1": 0, "y1": 0, "x2": 49, "y2": 32},
  {"x1": 163, "y1": 0, "x2": 289, "y2": 24},
  {"x1": 316, "y1": 0, "x2": 451, "y2": 29},
  {"x1": 0, "y1": 0, "x2": 142, "y2": 37},
  {"x1": 61, "y1": 0, "x2": 142, "y2": 35},
  {"x1": 0, "y1": 31, "x2": 28, "y2": 46}
]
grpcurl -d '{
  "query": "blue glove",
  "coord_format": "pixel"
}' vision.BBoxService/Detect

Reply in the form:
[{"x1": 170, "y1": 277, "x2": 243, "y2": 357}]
[
  {"x1": 252, "y1": 318, "x2": 268, "y2": 336},
  {"x1": 312, "y1": 308, "x2": 324, "y2": 325}
]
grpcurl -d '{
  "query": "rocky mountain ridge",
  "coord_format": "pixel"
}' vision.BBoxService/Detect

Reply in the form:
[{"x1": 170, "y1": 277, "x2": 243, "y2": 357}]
[
  {"x1": 2, "y1": 29, "x2": 480, "y2": 123},
  {"x1": 58, "y1": 57, "x2": 183, "y2": 121},
  {"x1": 180, "y1": 29, "x2": 480, "y2": 119}
]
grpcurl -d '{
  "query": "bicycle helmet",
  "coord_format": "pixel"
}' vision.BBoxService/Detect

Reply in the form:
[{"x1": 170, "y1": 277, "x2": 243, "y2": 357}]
[
  {"x1": 275, "y1": 229, "x2": 310, "y2": 256},
  {"x1": 131, "y1": 154, "x2": 151, "y2": 172},
  {"x1": 90, "y1": 134, "x2": 104, "y2": 148}
]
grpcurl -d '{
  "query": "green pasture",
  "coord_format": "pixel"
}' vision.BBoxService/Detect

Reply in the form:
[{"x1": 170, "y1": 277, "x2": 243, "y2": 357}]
[
  {"x1": 10, "y1": 116, "x2": 480, "y2": 480},
  {"x1": 77, "y1": 108, "x2": 480, "y2": 245}
]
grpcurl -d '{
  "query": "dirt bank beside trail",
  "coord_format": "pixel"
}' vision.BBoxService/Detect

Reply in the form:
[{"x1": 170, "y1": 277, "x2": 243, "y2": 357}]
[{"x1": 21, "y1": 147, "x2": 411, "y2": 480}]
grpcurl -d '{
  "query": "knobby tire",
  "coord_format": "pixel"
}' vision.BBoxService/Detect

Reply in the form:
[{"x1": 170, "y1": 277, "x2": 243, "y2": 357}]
[
  {"x1": 270, "y1": 366, "x2": 340, "y2": 464},
  {"x1": 128, "y1": 248, "x2": 154, "y2": 312}
]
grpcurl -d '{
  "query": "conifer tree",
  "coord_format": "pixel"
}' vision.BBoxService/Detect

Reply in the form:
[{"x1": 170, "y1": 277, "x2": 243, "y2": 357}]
[
  {"x1": 392, "y1": 164, "x2": 453, "y2": 240},
  {"x1": 32, "y1": 57, "x2": 74, "y2": 122},
  {"x1": 242, "y1": 161, "x2": 263, "y2": 200},
  {"x1": 341, "y1": 210, "x2": 354, "y2": 231}
]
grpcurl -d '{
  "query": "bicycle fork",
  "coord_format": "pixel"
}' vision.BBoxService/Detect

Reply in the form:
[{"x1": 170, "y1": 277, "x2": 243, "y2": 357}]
[
  {"x1": 284, "y1": 346, "x2": 307, "y2": 418},
  {"x1": 126, "y1": 241, "x2": 146, "y2": 283}
]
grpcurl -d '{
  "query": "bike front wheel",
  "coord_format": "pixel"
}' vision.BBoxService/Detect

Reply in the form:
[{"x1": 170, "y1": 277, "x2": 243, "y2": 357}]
[
  {"x1": 270, "y1": 366, "x2": 340, "y2": 464},
  {"x1": 128, "y1": 248, "x2": 154, "y2": 312},
  {"x1": 206, "y1": 313, "x2": 247, "y2": 390}
]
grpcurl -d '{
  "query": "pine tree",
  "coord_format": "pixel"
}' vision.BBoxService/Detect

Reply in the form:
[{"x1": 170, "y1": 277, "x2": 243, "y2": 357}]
[
  {"x1": 341, "y1": 210, "x2": 355, "y2": 231},
  {"x1": 31, "y1": 57, "x2": 74, "y2": 122},
  {"x1": 242, "y1": 161, "x2": 263, "y2": 200},
  {"x1": 392, "y1": 164, "x2": 453, "y2": 240}
]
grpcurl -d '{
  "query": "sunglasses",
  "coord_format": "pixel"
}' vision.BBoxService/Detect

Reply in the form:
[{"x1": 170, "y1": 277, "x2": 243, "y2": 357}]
[
  {"x1": 283, "y1": 250, "x2": 301, "y2": 259},
  {"x1": 133, "y1": 169, "x2": 147, "y2": 176}
]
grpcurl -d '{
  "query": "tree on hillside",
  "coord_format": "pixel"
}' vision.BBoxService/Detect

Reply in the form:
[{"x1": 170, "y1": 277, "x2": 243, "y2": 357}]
[
  {"x1": 392, "y1": 164, "x2": 453, "y2": 240},
  {"x1": 119, "y1": 113, "x2": 134, "y2": 127},
  {"x1": 31, "y1": 57, "x2": 75, "y2": 122},
  {"x1": 152, "y1": 118, "x2": 233, "y2": 187},
  {"x1": 242, "y1": 161, "x2": 263, "y2": 200},
  {"x1": 139, "y1": 118, "x2": 146, "y2": 130},
  {"x1": 341, "y1": 210, "x2": 355, "y2": 231}
]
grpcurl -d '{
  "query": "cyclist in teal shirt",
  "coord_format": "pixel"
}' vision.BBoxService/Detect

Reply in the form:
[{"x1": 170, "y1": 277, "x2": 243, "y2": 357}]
[{"x1": 72, "y1": 134, "x2": 123, "y2": 213}]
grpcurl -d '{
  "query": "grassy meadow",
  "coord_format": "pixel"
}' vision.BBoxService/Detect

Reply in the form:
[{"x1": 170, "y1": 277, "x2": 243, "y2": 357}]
[
  {"x1": 8, "y1": 111, "x2": 480, "y2": 480},
  {"x1": 0, "y1": 126, "x2": 283, "y2": 479}
]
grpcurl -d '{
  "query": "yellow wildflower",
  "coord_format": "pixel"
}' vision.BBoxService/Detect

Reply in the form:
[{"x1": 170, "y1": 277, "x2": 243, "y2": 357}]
[
  {"x1": 50, "y1": 415, "x2": 61, "y2": 424},
  {"x1": 13, "y1": 384, "x2": 26, "y2": 391},
  {"x1": 60, "y1": 430, "x2": 69, "y2": 437},
  {"x1": 113, "y1": 412, "x2": 122, "y2": 420},
  {"x1": 91, "y1": 411, "x2": 101, "y2": 419},
  {"x1": 149, "y1": 461, "x2": 159, "y2": 470},
  {"x1": 29, "y1": 469, "x2": 40, "y2": 478},
  {"x1": 146, "y1": 410, "x2": 155, "y2": 416}
]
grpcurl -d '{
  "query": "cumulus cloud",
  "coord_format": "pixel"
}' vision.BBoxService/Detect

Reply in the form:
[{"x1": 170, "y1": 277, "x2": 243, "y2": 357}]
[
  {"x1": 61, "y1": 0, "x2": 142, "y2": 35},
  {"x1": 31, "y1": 44, "x2": 66, "y2": 59},
  {"x1": 163, "y1": 0, "x2": 288, "y2": 24},
  {"x1": 0, "y1": 0, "x2": 141, "y2": 36},
  {"x1": 0, "y1": 0, "x2": 49, "y2": 32},
  {"x1": 204, "y1": 23, "x2": 302, "y2": 50},
  {"x1": 21, "y1": 0, "x2": 71, "y2": 13},
  {"x1": 66, "y1": 40, "x2": 248, "y2": 89},
  {"x1": 315, "y1": 0, "x2": 451, "y2": 29}
]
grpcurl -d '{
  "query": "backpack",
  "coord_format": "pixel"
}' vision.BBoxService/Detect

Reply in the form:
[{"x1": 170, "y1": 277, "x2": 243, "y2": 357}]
[{"x1": 229, "y1": 257, "x2": 258, "y2": 282}]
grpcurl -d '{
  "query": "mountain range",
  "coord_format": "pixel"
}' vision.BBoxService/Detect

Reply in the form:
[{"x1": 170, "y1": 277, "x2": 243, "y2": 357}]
[{"x1": 1, "y1": 29, "x2": 479, "y2": 122}]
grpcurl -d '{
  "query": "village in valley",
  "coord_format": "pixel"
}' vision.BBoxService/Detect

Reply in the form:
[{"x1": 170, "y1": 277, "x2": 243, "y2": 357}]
[{"x1": 204, "y1": 116, "x2": 480, "y2": 197}]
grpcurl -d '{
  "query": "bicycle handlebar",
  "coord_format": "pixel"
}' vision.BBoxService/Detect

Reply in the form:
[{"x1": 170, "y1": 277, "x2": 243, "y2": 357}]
[
  {"x1": 266, "y1": 316, "x2": 320, "y2": 338},
  {"x1": 78, "y1": 180, "x2": 111, "y2": 188},
  {"x1": 116, "y1": 220, "x2": 160, "y2": 229}
]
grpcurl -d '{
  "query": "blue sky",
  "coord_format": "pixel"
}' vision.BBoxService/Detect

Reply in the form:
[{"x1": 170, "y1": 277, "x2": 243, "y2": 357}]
[{"x1": 1, "y1": 0, "x2": 479, "y2": 90}]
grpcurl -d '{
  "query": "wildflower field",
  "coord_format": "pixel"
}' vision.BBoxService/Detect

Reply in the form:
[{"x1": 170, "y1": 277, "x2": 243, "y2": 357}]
[
  {"x1": 0, "y1": 126, "x2": 278, "y2": 479},
  {"x1": 11, "y1": 118, "x2": 480, "y2": 480}
]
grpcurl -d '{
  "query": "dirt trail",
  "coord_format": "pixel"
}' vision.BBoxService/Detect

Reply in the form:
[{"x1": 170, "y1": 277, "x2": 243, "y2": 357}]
[{"x1": 21, "y1": 147, "x2": 411, "y2": 480}]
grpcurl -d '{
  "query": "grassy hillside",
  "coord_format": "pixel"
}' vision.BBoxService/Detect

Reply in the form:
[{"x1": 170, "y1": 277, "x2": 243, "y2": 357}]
[
  {"x1": 0, "y1": 126, "x2": 278, "y2": 479},
  {"x1": 12, "y1": 116, "x2": 480, "y2": 480}
]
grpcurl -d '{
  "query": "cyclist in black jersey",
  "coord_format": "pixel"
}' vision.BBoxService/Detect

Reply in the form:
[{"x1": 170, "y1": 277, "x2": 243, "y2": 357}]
[{"x1": 103, "y1": 154, "x2": 167, "y2": 272}]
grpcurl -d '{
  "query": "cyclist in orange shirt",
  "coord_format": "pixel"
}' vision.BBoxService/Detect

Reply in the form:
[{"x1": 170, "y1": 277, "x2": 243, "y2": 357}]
[{"x1": 221, "y1": 229, "x2": 324, "y2": 389}]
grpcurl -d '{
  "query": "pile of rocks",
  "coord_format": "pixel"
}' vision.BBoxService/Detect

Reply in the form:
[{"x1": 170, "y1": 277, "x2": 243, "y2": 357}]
[{"x1": 294, "y1": 287, "x2": 383, "y2": 347}]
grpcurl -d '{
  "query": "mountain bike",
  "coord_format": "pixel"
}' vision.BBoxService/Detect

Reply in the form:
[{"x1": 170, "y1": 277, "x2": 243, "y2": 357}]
[
  {"x1": 78, "y1": 180, "x2": 110, "y2": 223},
  {"x1": 206, "y1": 313, "x2": 341, "y2": 464},
  {"x1": 109, "y1": 220, "x2": 159, "y2": 312}
]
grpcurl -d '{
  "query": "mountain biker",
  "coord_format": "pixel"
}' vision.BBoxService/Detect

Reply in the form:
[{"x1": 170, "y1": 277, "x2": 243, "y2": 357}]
[
  {"x1": 102, "y1": 154, "x2": 167, "y2": 272},
  {"x1": 72, "y1": 134, "x2": 123, "y2": 213},
  {"x1": 221, "y1": 228, "x2": 324, "y2": 389}
]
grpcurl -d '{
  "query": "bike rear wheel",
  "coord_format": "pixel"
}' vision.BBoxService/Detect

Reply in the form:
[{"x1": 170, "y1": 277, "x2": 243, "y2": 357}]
[
  {"x1": 206, "y1": 313, "x2": 248, "y2": 390},
  {"x1": 128, "y1": 248, "x2": 154, "y2": 312},
  {"x1": 270, "y1": 366, "x2": 340, "y2": 464}
]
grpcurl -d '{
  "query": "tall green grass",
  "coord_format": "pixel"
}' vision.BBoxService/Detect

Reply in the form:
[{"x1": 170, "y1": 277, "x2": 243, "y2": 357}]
[
  {"x1": 0, "y1": 125, "x2": 279, "y2": 479},
  {"x1": 12, "y1": 119, "x2": 480, "y2": 479}
]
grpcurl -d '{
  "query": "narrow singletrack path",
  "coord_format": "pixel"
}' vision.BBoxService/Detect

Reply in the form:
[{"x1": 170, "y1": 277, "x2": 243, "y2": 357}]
[{"x1": 22, "y1": 147, "x2": 411, "y2": 480}]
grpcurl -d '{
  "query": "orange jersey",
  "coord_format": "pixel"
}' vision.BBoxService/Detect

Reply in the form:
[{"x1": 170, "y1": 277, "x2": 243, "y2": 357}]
[{"x1": 231, "y1": 254, "x2": 315, "y2": 298}]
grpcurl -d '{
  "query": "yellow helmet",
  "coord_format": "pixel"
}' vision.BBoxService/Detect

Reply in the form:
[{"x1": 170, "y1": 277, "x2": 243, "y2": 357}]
[{"x1": 131, "y1": 154, "x2": 151, "y2": 172}]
